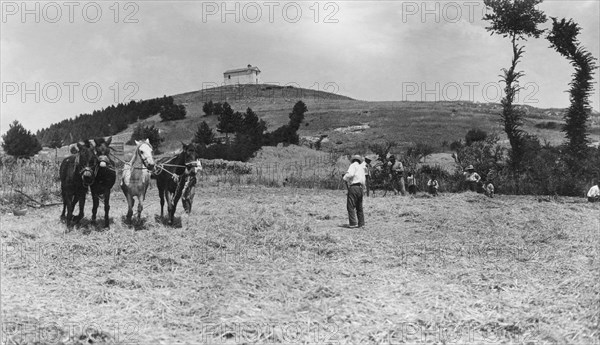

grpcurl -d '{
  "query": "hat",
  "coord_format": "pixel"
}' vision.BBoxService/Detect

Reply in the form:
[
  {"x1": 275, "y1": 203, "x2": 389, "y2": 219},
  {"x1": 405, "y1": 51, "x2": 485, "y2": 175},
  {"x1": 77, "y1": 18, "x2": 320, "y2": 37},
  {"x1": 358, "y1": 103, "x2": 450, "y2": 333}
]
[
  {"x1": 465, "y1": 165, "x2": 474, "y2": 171},
  {"x1": 351, "y1": 155, "x2": 363, "y2": 163},
  {"x1": 364, "y1": 156, "x2": 372, "y2": 163}
]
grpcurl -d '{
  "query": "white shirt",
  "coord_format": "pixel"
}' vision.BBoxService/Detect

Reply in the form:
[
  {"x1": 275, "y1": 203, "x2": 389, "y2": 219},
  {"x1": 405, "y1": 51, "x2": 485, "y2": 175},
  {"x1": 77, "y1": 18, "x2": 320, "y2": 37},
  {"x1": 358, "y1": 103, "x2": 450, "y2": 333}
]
[
  {"x1": 588, "y1": 185, "x2": 599, "y2": 197},
  {"x1": 464, "y1": 171, "x2": 481, "y2": 182},
  {"x1": 359, "y1": 161, "x2": 370, "y2": 176},
  {"x1": 343, "y1": 162, "x2": 366, "y2": 186}
]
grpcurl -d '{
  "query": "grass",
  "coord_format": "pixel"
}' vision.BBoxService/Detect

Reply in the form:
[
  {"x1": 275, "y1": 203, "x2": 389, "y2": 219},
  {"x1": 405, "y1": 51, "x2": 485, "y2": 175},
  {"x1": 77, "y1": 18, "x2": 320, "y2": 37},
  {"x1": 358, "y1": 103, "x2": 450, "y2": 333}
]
[{"x1": 2, "y1": 186, "x2": 598, "y2": 344}]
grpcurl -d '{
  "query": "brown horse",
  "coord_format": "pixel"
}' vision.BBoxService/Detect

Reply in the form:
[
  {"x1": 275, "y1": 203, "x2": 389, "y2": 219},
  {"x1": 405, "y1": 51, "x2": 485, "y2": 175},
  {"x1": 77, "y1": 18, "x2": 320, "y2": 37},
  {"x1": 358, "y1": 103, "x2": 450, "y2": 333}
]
[
  {"x1": 153, "y1": 143, "x2": 198, "y2": 224},
  {"x1": 91, "y1": 136, "x2": 117, "y2": 227},
  {"x1": 120, "y1": 139, "x2": 156, "y2": 223},
  {"x1": 60, "y1": 141, "x2": 98, "y2": 229}
]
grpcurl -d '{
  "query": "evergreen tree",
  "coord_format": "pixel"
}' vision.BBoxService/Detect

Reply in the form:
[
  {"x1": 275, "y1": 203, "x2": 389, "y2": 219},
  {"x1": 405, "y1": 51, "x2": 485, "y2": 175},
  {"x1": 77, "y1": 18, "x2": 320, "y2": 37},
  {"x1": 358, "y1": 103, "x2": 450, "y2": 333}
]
[
  {"x1": 547, "y1": 17, "x2": 598, "y2": 161},
  {"x1": 129, "y1": 124, "x2": 164, "y2": 151},
  {"x1": 1, "y1": 120, "x2": 42, "y2": 158},
  {"x1": 48, "y1": 131, "x2": 63, "y2": 160},
  {"x1": 193, "y1": 121, "x2": 215, "y2": 146},
  {"x1": 217, "y1": 102, "x2": 239, "y2": 141},
  {"x1": 289, "y1": 100, "x2": 308, "y2": 130},
  {"x1": 202, "y1": 100, "x2": 215, "y2": 116}
]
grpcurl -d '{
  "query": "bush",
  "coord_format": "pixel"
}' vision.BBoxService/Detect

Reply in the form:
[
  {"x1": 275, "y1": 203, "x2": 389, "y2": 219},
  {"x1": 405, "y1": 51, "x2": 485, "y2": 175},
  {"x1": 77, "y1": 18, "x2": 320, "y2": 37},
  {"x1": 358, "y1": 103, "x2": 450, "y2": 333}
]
[
  {"x1": 159, "y1": 103, "x2": 187, "y2": 121},
  {"x1": 465, "y1": 128, "x2": 488, "y2": 146},
  {"x1": 450, "y1": 140, "x2": 463, "y2": 151}
]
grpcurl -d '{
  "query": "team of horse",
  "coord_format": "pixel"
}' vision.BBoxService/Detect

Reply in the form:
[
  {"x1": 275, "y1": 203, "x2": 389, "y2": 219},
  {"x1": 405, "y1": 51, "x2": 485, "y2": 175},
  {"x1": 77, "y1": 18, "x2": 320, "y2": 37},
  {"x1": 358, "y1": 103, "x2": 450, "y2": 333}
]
[{"x1": 59, "y1": 137, "x2": 201, "y2": 230}]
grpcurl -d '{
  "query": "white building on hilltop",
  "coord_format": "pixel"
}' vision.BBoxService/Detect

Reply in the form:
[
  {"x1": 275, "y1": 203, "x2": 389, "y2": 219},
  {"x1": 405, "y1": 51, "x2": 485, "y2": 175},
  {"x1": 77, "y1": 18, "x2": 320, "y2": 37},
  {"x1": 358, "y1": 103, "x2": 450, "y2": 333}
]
[{"x1": 223, "y1": 64, "x2": 261, "y2": 85}]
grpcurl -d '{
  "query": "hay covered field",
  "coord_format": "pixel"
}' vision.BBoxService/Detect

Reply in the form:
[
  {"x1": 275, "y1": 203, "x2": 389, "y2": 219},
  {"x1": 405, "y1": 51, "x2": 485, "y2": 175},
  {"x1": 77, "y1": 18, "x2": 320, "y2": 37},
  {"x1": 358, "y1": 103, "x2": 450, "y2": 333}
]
[{"x1": 1, "y1": 185, "x2": 599, "y2": 344}]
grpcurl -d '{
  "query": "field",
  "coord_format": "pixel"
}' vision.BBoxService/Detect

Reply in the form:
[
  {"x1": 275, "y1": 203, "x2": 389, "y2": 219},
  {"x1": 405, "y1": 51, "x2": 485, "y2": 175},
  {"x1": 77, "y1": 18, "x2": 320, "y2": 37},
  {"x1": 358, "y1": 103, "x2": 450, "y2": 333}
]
[{"x1": 2, "y1": 184, "x2": 599, "y2": 344}]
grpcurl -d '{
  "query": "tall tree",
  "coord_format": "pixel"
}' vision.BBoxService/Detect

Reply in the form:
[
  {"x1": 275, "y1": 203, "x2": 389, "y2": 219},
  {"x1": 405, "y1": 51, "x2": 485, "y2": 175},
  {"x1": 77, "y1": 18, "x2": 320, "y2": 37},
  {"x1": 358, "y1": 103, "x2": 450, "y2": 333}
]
[
  {"x1": 483, "y1": 0, "x2": 546, "y2": 168},
  {"x1": 547, "y1": 17, "x2": 598, "y2": 161},
  {"x1": 1, "y1": 120, "x2": 42, "y2": 158},
  {"x1": 289, "y1": 100, "x2": 308, "y2": 130},
  {"x1": 216, "y1": 102, "x2": 242, "y2": 141}
]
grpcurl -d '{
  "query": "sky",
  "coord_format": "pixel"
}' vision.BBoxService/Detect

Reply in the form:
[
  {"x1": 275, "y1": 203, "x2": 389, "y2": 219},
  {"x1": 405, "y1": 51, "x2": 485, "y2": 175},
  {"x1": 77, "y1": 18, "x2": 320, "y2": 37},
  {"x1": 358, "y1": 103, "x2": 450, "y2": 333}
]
[{"x1": 1, "y1": 0, "x2": 599, "y2": 136}]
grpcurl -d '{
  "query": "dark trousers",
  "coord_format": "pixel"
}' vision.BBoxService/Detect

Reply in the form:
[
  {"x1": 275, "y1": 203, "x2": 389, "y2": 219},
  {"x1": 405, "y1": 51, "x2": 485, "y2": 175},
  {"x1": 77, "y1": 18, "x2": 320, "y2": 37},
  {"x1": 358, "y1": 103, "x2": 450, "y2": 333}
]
[
  {"x1": 467, "y1": 181, "x2": 478, "y2": 192},
  {"x1": 588, "y1": 196, "x2": 599, "y2": 203},
  {"x1": 347, "y1": 185, "x2": 364, "y2": 226},
  {"x1": 408, "y1": 185, "x2": 417, "y2": 195}
]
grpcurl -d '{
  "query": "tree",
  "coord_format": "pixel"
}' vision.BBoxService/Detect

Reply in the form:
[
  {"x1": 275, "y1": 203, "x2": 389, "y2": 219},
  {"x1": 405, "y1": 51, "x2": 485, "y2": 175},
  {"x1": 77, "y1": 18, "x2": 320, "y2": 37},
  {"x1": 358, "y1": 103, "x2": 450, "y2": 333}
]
[
  {"x1": 483, "y1": 0, "x2": 546, "y2": 169},
  {"x1": 216, "y1": 102, "x2": 242, "y2": 141},
  {"x1": 48, "y1": 131, "x2": 63, "y2": 160},
  {"x1": 202, "y1": 100, "x2": 215, "y2": 116},
  {"x1": 193, "y1": 121, "x2": 215, "y2": 146},
  {"x1": 547, "y1": 17, "x2": 598, "y2": 161},
  {"x1": 213, "y1": 102, "x2": 224, "y2": 116},
  {"x1": 1, "y1": 120, "x2": 42, "y2": 158},
  {"x1": 289, "y1": 100, "x2": 308, "y2": 130},
  {"x1": 129, "y1": 124, "x2": 164, "y2": 151}
]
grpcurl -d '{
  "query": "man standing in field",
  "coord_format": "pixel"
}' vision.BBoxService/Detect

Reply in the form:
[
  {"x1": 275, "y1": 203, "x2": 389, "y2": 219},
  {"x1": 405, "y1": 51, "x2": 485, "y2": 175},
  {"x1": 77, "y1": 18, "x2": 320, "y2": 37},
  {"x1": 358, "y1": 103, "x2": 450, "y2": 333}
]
[
  {"x1": 343, "y1": 155, "x2": 366, "y2": 228},
  {"x1": 361, "y1": 156, "x2": 372, "y2": 197},
  {"x1": 387, "y1": 155, "x2": 406, "y2": 195}
]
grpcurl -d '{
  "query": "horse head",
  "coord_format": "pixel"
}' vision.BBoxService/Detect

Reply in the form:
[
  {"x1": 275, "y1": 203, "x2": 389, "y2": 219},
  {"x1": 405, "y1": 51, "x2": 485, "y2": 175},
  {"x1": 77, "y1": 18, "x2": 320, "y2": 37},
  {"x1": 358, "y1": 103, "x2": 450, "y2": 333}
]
[
  {"x1": 93, "y1": 136, "x2": 113, "y2": 168},
  {"x1": 76, "y1": 141, "x2": 98, "y2": 186},
  {"x1": 135, "y1": 139, "x2": 156, "y2": 171},
  {"x1": 181, "y1": 142, "x2": 201, "y2": 174}
]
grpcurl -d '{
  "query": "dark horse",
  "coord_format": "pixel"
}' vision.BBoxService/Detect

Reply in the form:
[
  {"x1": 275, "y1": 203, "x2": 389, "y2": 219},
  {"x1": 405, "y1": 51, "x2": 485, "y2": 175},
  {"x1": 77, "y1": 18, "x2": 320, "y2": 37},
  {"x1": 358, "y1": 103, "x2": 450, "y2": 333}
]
[
  {"x1": 153, "y1": 143, "x2": 198, "y2": 224},
  {"x1": 60, "y1": 141, "x2": 98, "y2": 228},
  {"x1": 90, "y1": 136, "x2": 116, "y2": 227}
]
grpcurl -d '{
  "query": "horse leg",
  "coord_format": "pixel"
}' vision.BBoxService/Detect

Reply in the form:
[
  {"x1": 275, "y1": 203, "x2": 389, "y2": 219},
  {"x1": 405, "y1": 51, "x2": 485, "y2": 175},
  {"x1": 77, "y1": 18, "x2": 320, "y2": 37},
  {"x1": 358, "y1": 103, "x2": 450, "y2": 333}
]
[
  {"x1": 158, "y1": 186, "x2": 165, "y2": 218},
  {"x1": 91, "y1": 191, "x2": 99, "y2": 225},
  {"x1": 172, "y1": 191, "x2": 183, "y2": 224},
  {"x1": 136, "y1": 196, "x2": 143, "y2": 221},
  {"x1": 165, "y1": 191, "x2": 173, "y2": 224},
  {"x1": 73, "y1": 191, "x2": 86, "y2": 223},
  {"x1": 65, "y1": 193, "x2": 75, "y2": 230},
  {"x1": 103, "y1": 190, "x2": 111, "y2": 228},
  {"x1": 126, "y1": 194, "x2": 134, "y2": 223}
]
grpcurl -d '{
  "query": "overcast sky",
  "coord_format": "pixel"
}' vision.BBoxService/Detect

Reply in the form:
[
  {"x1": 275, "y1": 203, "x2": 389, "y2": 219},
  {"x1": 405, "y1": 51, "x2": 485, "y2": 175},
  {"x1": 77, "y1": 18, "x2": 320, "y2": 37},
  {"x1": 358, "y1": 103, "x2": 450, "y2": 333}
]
[{"x1": 1, "y1": 0, "x2": 599, "y2": 136}]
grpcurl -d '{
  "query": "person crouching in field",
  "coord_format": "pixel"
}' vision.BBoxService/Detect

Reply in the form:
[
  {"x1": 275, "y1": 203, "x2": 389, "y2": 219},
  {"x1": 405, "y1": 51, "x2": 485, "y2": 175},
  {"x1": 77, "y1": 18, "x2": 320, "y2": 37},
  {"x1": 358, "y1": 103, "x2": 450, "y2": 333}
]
[
  {"x1": 587, "y1": 179, "x2": 599, "y2": 202},
  {"x1": 463, "y1": 165, "x2": 481, "y2": 192},
  {"x1": 407, "y1": 172, "x2": 417, "y2": 195},
  {"x1": 343, "y1": 155, "x2": 366, "y2": 228},
  {"x1": 427, "y1": 174, "x2": 439, "y2": 196}
]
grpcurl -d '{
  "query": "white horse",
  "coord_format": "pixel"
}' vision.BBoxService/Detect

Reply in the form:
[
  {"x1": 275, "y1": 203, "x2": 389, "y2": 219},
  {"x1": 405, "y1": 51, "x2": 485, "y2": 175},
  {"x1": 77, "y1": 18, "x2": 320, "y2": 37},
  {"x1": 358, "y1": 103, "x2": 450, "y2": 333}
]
[{"x1": 120, "y1": 139, "x2": 156, "y2": 223}]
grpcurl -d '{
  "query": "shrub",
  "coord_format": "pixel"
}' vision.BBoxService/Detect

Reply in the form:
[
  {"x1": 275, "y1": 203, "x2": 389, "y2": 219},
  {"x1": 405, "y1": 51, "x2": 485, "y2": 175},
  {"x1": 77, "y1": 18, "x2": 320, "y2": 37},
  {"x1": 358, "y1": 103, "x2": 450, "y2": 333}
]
[{"x1": 465, "y1": 128, "x2": 488, "y2": 146}]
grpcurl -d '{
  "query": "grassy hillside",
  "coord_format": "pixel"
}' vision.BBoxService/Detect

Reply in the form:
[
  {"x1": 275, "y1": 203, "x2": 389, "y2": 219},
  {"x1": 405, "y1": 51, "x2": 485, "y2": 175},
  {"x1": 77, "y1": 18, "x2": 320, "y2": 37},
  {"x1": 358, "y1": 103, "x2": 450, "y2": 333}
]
[
  {"x1": 164, "y1": 85, "x2": 599, "y2": 154},
  {"x1": 25, "y1": 84, "x2": 600, "y2": 159}
]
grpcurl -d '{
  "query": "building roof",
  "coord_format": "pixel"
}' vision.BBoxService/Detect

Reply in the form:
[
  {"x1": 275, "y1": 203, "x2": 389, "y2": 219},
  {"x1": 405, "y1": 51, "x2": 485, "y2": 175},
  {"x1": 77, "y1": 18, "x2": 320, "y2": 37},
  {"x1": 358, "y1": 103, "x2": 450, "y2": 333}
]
[{"x1": 223, "y1": 66, "x2": 261, "y2": 75}]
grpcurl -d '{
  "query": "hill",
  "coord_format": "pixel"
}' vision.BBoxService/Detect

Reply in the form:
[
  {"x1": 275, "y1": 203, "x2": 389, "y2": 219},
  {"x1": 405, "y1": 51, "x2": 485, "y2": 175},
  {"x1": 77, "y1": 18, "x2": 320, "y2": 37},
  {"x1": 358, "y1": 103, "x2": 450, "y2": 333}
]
[{"x1": 29, "y1": 84, "x2": 600, "y2": 158}]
